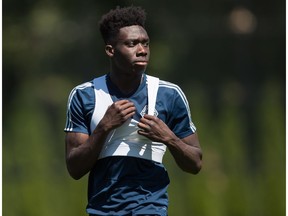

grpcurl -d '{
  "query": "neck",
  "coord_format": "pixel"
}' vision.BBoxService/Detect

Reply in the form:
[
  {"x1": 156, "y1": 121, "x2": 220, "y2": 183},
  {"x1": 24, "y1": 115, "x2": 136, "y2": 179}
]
[{"x1": 108, "y1": 72, "x2": 144, "y2": 95}]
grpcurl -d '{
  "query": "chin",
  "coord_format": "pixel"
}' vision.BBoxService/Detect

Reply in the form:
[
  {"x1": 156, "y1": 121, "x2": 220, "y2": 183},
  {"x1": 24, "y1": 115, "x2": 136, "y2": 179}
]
[
  {"x1": 133, "y1": 69, "x2": 146, "y2": 76},
  {"x1": 133, "y1": 65, "x2": 147, "y2": 73}
]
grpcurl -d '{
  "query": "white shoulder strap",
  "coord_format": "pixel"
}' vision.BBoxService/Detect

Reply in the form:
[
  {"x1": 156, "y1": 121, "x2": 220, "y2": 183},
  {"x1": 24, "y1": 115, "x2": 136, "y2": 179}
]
[
  {"x1": 90, "y1": 75, "x2": 113, "y2": 133},
  {"x1": 91, "y1": 74, "x2": 159, "y2": 133},
  {"x1": 147, "y1": 75, "x2": 159, "y2": 115}
]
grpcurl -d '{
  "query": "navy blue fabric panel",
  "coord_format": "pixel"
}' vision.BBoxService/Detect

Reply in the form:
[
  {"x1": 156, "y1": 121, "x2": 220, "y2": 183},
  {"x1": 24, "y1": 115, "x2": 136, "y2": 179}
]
[{"x1": 87, "y1": 156, "x2": 169, "y2": 215}]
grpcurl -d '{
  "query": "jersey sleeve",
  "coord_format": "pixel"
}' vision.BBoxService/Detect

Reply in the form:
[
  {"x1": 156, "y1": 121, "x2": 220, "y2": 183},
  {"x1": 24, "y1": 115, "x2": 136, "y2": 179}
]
[
  {"x1": 169, "y1": 85, "x2": 197, "y2": 139},
  {"x1": 64, "y1": 81, "x2": 95, "y2": 134}
]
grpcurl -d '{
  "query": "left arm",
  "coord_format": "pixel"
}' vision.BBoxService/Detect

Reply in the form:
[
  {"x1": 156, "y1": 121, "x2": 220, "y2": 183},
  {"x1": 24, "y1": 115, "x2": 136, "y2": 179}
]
[{"x1": 138, "y1": 114, "x2": 202, "y2": 174}]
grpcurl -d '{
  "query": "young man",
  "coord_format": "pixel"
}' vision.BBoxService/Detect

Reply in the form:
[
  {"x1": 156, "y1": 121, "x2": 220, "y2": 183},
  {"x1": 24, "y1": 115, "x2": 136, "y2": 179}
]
[{"x1": 64, "y1": 6, "x2": 202, "y2": 216}]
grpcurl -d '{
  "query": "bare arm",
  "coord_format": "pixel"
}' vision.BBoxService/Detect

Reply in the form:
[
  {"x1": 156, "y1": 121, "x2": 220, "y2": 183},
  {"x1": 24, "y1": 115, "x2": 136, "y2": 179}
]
[
  {"x1": 165, "y1": 133, "x2": 202, "y2": 174},
  {"x1": 65, "y1": 100, "x2": 136, "y2": 180},
  {"x1": 138, "y1": 114, "x2": 202, "y2": 174}
]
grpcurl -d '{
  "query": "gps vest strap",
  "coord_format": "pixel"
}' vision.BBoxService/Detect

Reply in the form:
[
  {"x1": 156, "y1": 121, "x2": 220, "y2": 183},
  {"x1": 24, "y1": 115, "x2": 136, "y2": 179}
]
[{"x1": 90, "y1": 74, "x2": 166, "y2": 163}]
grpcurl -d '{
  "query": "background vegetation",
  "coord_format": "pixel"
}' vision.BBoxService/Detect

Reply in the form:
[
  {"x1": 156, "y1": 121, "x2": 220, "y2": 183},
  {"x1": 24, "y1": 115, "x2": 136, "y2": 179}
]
[{"x1": 3, "y1": 0, "x2": 285, "y2": 215}]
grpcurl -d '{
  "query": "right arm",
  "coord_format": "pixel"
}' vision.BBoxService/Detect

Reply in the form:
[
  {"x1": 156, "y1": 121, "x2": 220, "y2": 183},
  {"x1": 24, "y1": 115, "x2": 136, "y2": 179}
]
[{"x1": 65, "y1": 100, "x2": 136, "y2": 180}]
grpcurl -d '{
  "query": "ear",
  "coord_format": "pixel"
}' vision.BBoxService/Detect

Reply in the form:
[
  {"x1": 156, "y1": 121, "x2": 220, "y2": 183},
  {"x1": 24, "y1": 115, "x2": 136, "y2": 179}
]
[{"x1": 105, "y1": 45, "x2": 114, "y2": 57}]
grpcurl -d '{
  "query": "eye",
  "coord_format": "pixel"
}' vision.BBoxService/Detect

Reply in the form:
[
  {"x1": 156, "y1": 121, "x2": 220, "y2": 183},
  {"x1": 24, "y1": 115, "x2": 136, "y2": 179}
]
[
  {"x1": 125, "y1": 40, "x2": 149, "y2": 47},
  {"x1": 142, "y1": 41, "x2": 149, "y2": 47},
  {"x1": 126, "y1": 40, "x2": 136, "y2": 47}
]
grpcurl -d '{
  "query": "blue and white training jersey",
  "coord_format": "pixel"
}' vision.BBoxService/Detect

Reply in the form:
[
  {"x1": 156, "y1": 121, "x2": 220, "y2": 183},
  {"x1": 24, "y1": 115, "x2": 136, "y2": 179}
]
[
  {"x1": 64, "y1": 74, "x2": 196, "y2": 138},
  {"x1": 64, "y1": 73, "x2": 196, "y2": 215}
]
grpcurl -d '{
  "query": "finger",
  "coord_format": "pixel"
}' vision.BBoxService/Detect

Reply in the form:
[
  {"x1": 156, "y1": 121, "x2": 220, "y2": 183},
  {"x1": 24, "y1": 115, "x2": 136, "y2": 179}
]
[
  {"x1": 143, "y1": 115, "x2": 159, "y2": 125},
  {"x1": 125, "y1": 110, "x2": 136, "y2": 119},
  {"x1": 112, "y1": 101, "x2": 135, "y2": 114},
  {"x1": 139, "y1": 117, "x2": 154, "y2": 127},
  {"x1": 138, "y1": 122, "x2": 151, "y2": 131},
  {"x1": 121, "y1": 105, "x2": 136, "y2": 117},
  {"x1": 113, "y1": 100, "x2": 133, "y2": 111},
  {"x1": 117, "y1": 100, "x2": 135, "y2": 110},
  {"x1": 142, "y1": 114, "x2": 156, "y2": 120},
  {"x1": 114, "y1": 99, "x2": 131, "y2": 105},
  {"x1": 147, "y1": 120, "x2": 154, "y2": 127}
]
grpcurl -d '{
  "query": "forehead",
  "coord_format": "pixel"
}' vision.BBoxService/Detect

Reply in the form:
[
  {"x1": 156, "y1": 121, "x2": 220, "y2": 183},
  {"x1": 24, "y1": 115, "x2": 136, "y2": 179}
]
[{"x1": 117, "y1": 25, "x2": 149, "y2": 40}]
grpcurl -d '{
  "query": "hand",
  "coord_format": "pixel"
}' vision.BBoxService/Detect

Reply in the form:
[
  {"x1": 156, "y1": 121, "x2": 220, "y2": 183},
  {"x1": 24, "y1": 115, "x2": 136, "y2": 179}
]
[
  {"x1": 97, "y1": 100, "x2": 136, "y2": 132},
  {"x1": 138, "y1": 114, "x2": 176, "y2": 143}
]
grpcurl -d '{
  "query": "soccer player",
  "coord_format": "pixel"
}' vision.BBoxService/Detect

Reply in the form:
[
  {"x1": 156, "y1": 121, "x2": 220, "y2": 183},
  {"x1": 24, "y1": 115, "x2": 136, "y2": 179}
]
[{"x1": 64, "y1": 6, "x2": 202, "y2": 216}]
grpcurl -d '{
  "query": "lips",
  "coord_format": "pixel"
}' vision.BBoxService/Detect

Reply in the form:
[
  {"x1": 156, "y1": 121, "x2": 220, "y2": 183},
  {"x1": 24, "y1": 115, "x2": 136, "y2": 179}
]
[
  {"x1": 134, "y1": 61, "x2": 148, "y2": 65},
  {"x1": 134, "y1": 60, "x2": 148, "y2": 66}
]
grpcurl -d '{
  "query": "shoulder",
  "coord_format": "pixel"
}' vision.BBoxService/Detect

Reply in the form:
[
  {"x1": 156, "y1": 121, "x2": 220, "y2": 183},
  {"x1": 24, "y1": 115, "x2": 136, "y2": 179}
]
[
  {"x1": 70, "y1": 80, "x2": 94, "y2": 95},
  {"x1": 68, "y1": 80, "x2": 94, "y2": 103},
  {"x1": 145, "y1": 74, "x2": 188, "y2": 101},
  {"x1": 159, "y1": 79, "x2": 181, "y2": 90},
  {"x1": 158, "y1": 79, "x2": 187, "y2": 99}
]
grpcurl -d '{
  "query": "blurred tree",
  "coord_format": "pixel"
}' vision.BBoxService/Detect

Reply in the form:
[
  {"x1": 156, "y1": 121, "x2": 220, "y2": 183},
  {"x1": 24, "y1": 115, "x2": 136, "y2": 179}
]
[{"x1": 3, "y1": 0, "x2": 285, "y2": 215}]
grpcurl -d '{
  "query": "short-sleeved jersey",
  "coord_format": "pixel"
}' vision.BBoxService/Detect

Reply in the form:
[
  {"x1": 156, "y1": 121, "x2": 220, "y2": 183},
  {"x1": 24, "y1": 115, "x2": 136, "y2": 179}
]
[
  {"x1": 64, "y1": 74, "x2": 196, "y2": 215},
  {"x1": 64, "y1": 74, "x2": 196, "y2": 137}
]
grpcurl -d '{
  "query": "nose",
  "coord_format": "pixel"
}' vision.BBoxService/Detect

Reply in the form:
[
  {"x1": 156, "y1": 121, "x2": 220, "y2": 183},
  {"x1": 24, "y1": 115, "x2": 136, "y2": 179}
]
[{"x1": 136, "y1": 44, "x2": 148, "y2": 57}]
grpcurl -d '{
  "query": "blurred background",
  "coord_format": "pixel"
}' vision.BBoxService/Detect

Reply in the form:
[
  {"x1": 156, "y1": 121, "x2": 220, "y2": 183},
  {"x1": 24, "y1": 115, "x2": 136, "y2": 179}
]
[{"x1": 3, "y1": 0, "x2": 285, "y2": 215}]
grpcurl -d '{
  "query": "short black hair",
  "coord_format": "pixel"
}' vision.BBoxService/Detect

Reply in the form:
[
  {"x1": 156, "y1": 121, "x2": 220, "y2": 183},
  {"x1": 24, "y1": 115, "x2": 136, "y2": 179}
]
[{"x1": 99, "y1": 6, "x2": 147, "y2": 44}]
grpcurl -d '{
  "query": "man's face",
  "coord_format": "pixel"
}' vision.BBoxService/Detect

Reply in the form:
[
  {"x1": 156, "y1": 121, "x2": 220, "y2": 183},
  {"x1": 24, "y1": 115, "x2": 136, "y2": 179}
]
[{"x1": 110, "y1": 25, "x2": 150, "y2": 75}]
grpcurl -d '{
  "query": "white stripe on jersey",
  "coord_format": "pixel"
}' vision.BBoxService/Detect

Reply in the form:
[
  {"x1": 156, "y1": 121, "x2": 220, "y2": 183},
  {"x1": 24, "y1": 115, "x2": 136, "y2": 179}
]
[
  {"x1": 64, "y1": 82, "x2": 93, "y2": 131},
  {"x1": 159, "y1": 80, "x2": 196, "y2": 132}
]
